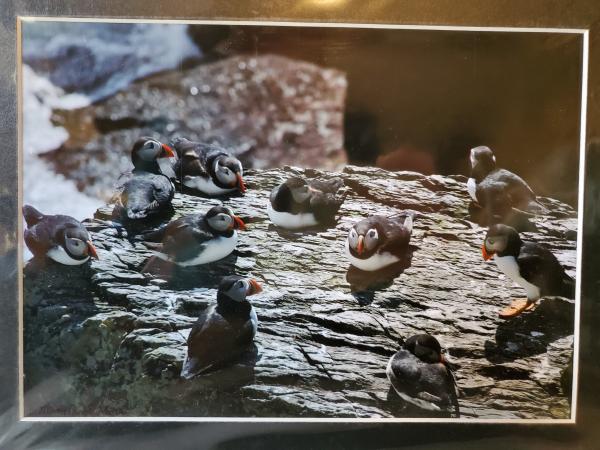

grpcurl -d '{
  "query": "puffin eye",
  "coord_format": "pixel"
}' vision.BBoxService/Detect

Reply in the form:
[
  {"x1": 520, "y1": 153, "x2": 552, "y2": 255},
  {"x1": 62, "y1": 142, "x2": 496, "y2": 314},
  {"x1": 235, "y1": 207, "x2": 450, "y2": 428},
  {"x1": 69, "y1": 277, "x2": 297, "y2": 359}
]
[{"x1": 368, "y1": 230, "x2": 376, "y2": 238}]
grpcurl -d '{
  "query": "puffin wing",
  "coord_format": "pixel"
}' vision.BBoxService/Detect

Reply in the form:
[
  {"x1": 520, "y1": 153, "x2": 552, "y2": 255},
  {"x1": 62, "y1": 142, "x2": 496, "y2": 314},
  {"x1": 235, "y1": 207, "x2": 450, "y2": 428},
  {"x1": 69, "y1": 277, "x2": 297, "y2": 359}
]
[
  {"x1": 387, "y1": 351, "x2": 442, "y2": 411},
  {"x1": 161, "y1": 216, "x2": 214, "y2": 261},
  {"x1": 380, "y1": 215, "x2": 413, "y2": 256},
  {"x1": 518, "y1": 242, "x2": 572, "y2": 297},
  {"x1": 308, "y1": 178, "x2": 344, "y2": 194},
  {"x1": 182, "y1": 308, "x2": 253, "y2": 378},
  {"x1": 22, "y1": 205, "x2": 45, "y2": 227},
  {"x1": 309, "y1": 192, "x2": 345, "y2": 223},
  {"x1": 151, "y1": 175, "x2": 175, "y2": 207},
  {"x1": 24, "y1": 225, "x2": 51, "y2": 257}
]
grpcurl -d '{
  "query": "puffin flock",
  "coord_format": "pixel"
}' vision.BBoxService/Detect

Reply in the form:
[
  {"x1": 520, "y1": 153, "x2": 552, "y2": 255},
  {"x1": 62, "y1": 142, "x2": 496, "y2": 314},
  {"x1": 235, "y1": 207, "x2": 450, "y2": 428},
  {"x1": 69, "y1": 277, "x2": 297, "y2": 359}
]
[{"x1": 23, "y1": 138, "x2": 575, "y2": 417}]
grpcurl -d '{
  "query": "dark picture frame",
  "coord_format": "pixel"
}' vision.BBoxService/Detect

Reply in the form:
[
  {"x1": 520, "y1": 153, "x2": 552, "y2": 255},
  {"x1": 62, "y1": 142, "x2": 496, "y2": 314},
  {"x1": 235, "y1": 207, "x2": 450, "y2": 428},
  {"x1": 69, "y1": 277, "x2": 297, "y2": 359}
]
[{"x1": 2, "y1": 1, "x2": 600, "y2": 448}]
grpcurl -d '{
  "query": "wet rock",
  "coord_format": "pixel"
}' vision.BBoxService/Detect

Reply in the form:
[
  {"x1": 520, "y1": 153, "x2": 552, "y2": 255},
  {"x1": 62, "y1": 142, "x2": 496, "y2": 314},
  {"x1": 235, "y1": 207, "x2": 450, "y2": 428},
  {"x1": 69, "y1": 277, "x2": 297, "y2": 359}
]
[
  {"x1": 23, "y1": 166, "x2": 576, "y2": 418},
  {"x1": 43, "y1": 54, "x2": 347, "y2": 200}
]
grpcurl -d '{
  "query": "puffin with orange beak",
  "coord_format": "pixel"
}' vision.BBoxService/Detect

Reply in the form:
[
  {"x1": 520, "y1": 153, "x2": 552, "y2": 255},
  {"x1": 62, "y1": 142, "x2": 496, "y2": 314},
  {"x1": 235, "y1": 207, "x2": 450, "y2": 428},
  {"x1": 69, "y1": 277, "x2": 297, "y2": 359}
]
[
  {"x1": 169, "y1": 137, "x2": 247, "y2": 196},
  {"x1": 386, "y1": 333, "x2": 460, "y2": 417},
  {"x1": 112, "y1": 137, "x2": 176, "y2": 221},
  {"x1": 345, "y1": 213, "x2": 413, "y2": 271},
  {"x1": 181, "y1": 275, "x2": 263, "y2": 378},
  {"x1": 482, "y1": 224, "x2": 575, "y2": 318},
  {"x1": 141, "y1": 206, "x2": 246, "y2": 274},
  {"x1": 23, "y1": 205, "x2": 99, "y2": 265}
]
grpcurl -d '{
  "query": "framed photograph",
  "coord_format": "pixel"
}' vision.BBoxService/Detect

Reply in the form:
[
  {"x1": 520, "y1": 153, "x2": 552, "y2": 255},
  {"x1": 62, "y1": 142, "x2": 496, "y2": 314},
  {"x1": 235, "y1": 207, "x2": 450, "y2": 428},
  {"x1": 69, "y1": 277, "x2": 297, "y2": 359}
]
[{"x1": 2, "y1": 2, "x2": 600, "y2": 449}]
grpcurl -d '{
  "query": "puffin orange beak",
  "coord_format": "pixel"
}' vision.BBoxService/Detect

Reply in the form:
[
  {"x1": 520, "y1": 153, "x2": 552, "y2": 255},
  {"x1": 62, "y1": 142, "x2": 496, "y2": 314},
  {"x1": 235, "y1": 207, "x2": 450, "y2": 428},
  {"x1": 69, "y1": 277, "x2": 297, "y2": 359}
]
[
  {"x1": 482, "y1": 243, "x2": 494, "y2": 261},
  {"x1": 233, "y1": 215, "x2": 246, "y2": 231},
  {"x1": 237, "y1": 174, "x2": 247, "y2": 193},
  {"x1": 357, "y1": 235, "x2": 364, "y2": 255},
  {"x1": 87, "y1": 241, "x2": 99, "y2": 259},
  {"x1": 248, "y1": 278, "x2": 263, "y2": 296},
  {"x1": 161, "y1": 144, "x2": 175, "y2": 158}
]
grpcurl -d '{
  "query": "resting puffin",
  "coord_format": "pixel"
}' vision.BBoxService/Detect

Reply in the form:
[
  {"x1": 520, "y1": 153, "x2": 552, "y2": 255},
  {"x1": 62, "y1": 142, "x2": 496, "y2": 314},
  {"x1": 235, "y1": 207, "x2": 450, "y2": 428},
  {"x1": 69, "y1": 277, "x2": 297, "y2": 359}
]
[
  {"x1": 171, "y1": 137, "x2": 246, "y2": 196},
  {"x1": 386, "y1": 334, "x2": 460, "y2": 417},
  {"x1": 141, "y1": 206, "x2": 246, "y2": 274},
  {"x1": 467, "y1": 146, "x2": 545, "y2": 221},
  {"x1": 113, "y1": 137, "x2": 176, "y2": 220},
  {"x1": 268, "y1": 176, "x2": 347, "y2": 229},
  {"x1": 23, "y1": 205, "x2": 98, "y2": 265},
  {"x1": 181, "y1": 275, "x2": 262, "y2": 378},
  {"x1": 482, "y1": 224, "x2": 575, "y2": 318},
  {"x1": 345, "y1": 213, "x2": 413, "y2": 271}
]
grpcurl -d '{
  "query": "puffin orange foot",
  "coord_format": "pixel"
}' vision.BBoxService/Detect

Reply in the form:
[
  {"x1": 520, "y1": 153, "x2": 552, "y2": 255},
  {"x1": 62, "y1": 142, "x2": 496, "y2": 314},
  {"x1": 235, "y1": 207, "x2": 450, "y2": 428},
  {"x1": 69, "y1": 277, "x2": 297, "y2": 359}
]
[{"x1": 498, "y1": 298, "x2": 536, "y2": 319}]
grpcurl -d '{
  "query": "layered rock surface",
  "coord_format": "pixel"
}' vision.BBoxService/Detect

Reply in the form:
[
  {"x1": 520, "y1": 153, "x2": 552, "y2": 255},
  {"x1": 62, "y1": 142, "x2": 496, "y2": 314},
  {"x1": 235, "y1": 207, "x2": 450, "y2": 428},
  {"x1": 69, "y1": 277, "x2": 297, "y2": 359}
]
[{"x1": 23, "y1": 166, "x2": 577, "y2": 418}]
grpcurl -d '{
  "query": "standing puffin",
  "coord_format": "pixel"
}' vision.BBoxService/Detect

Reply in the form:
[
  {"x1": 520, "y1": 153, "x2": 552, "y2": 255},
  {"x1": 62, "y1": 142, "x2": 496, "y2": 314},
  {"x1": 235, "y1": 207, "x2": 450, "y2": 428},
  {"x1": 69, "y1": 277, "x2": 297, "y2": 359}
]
[
  {"x1": 23, "y1": 205, "x2": 99, "y2": 265},
  {"x1": 181, "y1": 275, "x2": 263, "y2": 378},
  {"x1": 141, "y1": 206, "x2": 246, "y2": 274},
  {"x1": 386, "y1": 334, "x2": 460, "y2": 417},
  {"x1": 268, "y1": 176, "x2": 347, "y2": 229},
  {"x1": 482, "y1": 224, "x2": 575, "y2": 318},
  {"x1": 170, "y1": 137, "x2": 246, "y2": 196},
  {"x1": 345, "y1": 213, "x2": 413, "y2": 271},
  {"x1": 467, "y1": 146, "x2": 545, "y2": 221},
  {"x1": 113, "y1": 137, "x2": 176, "y2": 220}
]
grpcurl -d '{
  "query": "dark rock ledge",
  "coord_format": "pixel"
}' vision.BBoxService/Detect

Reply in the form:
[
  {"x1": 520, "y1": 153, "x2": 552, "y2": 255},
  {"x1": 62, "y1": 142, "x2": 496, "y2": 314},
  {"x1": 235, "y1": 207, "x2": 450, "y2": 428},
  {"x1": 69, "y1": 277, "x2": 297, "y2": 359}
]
[{"x1": 23, "y1": 166, "x2": 576, "y2": 418}]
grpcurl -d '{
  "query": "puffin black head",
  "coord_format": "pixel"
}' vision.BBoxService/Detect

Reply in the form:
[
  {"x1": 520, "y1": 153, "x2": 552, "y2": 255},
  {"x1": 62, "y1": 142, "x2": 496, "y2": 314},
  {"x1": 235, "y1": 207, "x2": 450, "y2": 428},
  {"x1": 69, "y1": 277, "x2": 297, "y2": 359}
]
[
  {"x1": 482, "y1": 224, "x2": 522, "y2": 260},
  {"x1": 470, "y1": 145, "x2": 496, "y2": 181},
  {"x1": 217, "y1": 275, "x2": 263, "y2": 304},
  {"x1": 404, "y1": 334, "x2": 444, "y2": 364},
  {"x1": 204, "y1": 205, "x2": 246, "y2": 236},
  {"x1": 58, "y1": 224, "x2": 99, "y2": 261},
  {"x1": 131, "y1": 137, "x2": 175, "y2": 173},
  {"x1": 347, "y1": 218, "x2": 385, "y2": 259},
  {"x1": 213, "y1": 155, "x2": 246, "y2": 193}
]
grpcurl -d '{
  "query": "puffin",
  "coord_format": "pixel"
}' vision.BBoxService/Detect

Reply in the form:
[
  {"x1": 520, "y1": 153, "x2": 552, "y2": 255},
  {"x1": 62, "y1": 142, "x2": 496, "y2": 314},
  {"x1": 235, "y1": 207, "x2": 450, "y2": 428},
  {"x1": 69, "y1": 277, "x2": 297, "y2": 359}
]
[
  {"x1": 170, "y1": 137, "x2": 246, "y2": 196},
  {"x1": 345, "y1": 213, "x2": 413, "y2": 271},
  {"x1": 386, "y1": 334, "x2": 460, "y2": 417},
  {"x1": 181, "y1": 275, "x2": 262, "y2": 378},
  {"x1": 141, "y1": 206, "x2": 246, "y2": 274},
  {"x1": 112, "y1": 137, "x2": 176, "y2": 221},
  {"x1": 482, "y1": 224, "x2": 575, "y2": 318},
  {"x1": 23, "y1": 205, "x2": 99, "y2": 265},
  {"x1": 467, "y1": 146, "x2": 546, "y2": 221},
  {"x1": 268, "y1": 176, "x2": 347, "y2": 229}
]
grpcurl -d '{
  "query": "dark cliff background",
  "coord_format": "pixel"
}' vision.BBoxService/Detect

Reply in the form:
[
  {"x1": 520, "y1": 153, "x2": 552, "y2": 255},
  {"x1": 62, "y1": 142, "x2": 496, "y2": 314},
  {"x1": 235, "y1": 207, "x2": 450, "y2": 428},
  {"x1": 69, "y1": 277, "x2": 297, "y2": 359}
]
[{"x1": 189, "y1": 25, "x2": 583, "y2": 206}]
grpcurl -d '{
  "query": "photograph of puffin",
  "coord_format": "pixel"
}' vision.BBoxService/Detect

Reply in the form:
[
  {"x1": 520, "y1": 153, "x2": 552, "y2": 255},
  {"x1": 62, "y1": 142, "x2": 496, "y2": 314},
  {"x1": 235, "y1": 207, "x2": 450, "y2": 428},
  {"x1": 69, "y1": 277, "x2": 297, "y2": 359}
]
[
  {"x1": 23, "y1": 205, "x2": 99, "y2": 265},
  {"x1": 467, "y1": 145, "x2": 546, "y2": 223},
  {"x1": 482, "y1": 224, "x2": 575, "y2": 318},
  {"x1": 386, "y1": 333, "x2": 460, "y2": 417},
  {"x1": 141, "y1": 205, "x2": 246, "y2": 274},
  {"x1": 170, "y1": 137, "x2": 246, "y2": 196},
  {"x1": 345, "y1": 213, "x2": 413, "y2": 271},
  {"x1": 268, "y1": 176, "x2": 347, "y2": 229},
  {"x1": 112, "y1": 137, "x2": 176, "y2": 221},
  {"x1": 181, "y1": 275, "x2": 263, "y2": 378}
]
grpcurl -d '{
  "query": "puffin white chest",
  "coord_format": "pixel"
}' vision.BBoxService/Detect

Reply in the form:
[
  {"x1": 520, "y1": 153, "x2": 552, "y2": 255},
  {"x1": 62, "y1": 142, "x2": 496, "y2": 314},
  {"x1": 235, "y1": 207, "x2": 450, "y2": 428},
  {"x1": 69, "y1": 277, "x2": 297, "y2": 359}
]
[
  {"x1": 171, "y1": 232, "x2": 238, "y2": 266},
  {"x1": 183, "y1": 175, "x2": 236, "y2": 195},
  {"x1": 249, "y1": 307, "x2": 258, "y2": 338},
  {"x1": 467, "y1": 178, "x2": 478, "y2": 202},
  {"x1": 344, "y1": 239, "x2": 400, "y2": 271},
  {"x1": 495, "y1": 255, "x2": 541, "y2": 300},
  {"x1": 267, "y1": 203, "x2": 318, "y2": 229},
  {"x1": 47, "y1": 246, "x2": 89, "y2": 265}
]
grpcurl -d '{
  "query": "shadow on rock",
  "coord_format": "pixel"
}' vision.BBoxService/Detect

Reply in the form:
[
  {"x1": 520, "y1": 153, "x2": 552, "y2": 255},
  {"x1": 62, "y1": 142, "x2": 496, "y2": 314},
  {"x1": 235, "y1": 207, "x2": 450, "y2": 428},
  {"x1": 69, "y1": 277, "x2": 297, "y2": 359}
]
[
  {"x1": 347, "y1": 251, "x2": 413, "y2": 306},
  {"x1": 385, "y1": 386, "x2": 455, "y2": 418},
  {"x1": 267, "y1": 223, "x2": 337, "y2": 240},
  {"x1": 468, "y1": 202, "x2": 537, "y2": 232},
  {"x1": 145, "y1": 252, "x2": 241, "y2": 290},
  {"x1": 484, "y1": 296, "x2": 575, "y2": 363}
]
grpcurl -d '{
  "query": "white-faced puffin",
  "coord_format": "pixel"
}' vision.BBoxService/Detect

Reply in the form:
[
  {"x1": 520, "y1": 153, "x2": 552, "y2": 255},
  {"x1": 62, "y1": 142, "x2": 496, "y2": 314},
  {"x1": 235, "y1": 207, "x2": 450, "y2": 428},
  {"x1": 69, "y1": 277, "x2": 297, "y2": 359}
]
[
  {"x1": 387, "y1": 334, "x2": 459, "y2": 417},
  {"x1": 23, "y1": 205, "x2": 99, "y2": 265},
  {"x1": 170, "y1": 137, "x2": 246, "y2": 196},
  {"x1": 113, "y1": 137, "x2": 176, "y2": 220},
  {"x1": 467, "y1": 146, "x2": 546, "y2": 221},
  {"x1": 482, "y1": 224, "x2": 575, "y2": 318},
  {"x1": 141, "y1": 206, "x2": 246, "y2": 274},
  {"x1": 268, "y1": 176, "x2": 346, "y2": 229},
  {"x1": 181, "y1": 275, "x2": 262, "y2": 378},
  {"x1": 345, "y1": 213, "x2": 413, "y2": 271}
]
